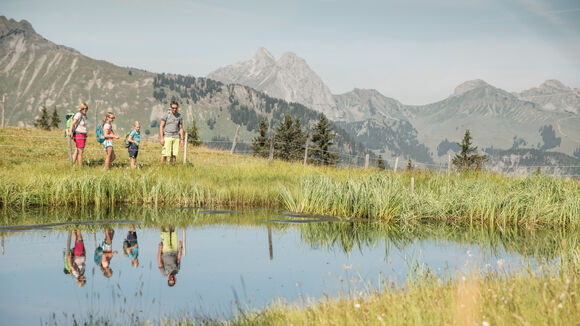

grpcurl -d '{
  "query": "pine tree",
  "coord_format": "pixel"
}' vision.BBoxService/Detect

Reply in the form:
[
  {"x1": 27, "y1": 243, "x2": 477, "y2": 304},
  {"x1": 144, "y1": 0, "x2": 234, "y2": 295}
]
[
  {"x1": 251, "y1": 119, "x2": 269, "y2": 158},
  {"x1": 377, "y1": 155, "x2": 386, "y2": 170},
  {"x1": 290, "y1": 117, "x2": 308, "y2": 161},
  {"x1": 310, "y1": 113, "x2": 339, "y2": 165},
  {"x1": 452, "y1": 129, "x2": 487, "y2": 171},
  {"x1": 34, "y1": 106, "x2": 50, "y2": 130},
  {"x1": 274, "y1": 114, "x2": 304, "y2": 161},
  {"x1": 186, "y1": 117, "x2": 202, "y2": 146},
  {"x1": 49, "y1": 106, "x2": 60, "y2": 130}
]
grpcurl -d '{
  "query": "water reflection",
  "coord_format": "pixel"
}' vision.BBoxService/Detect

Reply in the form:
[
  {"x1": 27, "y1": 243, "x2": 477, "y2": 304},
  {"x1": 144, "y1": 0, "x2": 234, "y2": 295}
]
[
  {"x1": 95, "y1": 227, "x2": 118, "y2": 278},
  {"x1": 64, "y1": 230, "x2": 86, "y2": 286},
  {"x1": 122, "y1": 225, "x2": 139, "y2": 268},
  {"x1": 0, "y1": 208, "x2": 577, "y2": 325},
  {"x1": 158, "y1": 226, "x2": 184, "y2": 287}
]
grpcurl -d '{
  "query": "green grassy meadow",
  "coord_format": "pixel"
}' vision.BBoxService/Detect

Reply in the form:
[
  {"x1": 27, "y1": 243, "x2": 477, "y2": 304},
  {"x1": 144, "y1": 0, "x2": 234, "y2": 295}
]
[{"x1": 1, "y1": 128, "x2": 579, "y2": 230}]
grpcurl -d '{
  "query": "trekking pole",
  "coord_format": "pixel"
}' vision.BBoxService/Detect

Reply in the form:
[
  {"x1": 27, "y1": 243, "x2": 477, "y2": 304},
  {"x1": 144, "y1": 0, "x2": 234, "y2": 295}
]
[
  {"x1": 182, "y1": 228, "x2": 186, "y2": 257},
  {"x1": 67, "y1": 231, "x2": 72, "y2": 253},
  {"x1": 67, "y1": 134, "x2": 73, "y2": 162}
]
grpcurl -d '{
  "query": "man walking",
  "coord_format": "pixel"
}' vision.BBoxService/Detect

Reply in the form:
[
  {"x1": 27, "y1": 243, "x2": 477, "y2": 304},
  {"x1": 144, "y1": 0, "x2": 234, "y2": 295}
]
[{"x1": 160, "y1": 101, "x2": 184, "y2": 163}]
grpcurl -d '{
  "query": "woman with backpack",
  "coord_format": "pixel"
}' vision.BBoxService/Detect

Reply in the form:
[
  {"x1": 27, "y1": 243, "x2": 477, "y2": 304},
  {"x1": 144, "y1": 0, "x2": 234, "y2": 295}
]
[
  {"x1": 102, "y1": 112, "x2": 119, "y2": 171},
  {"x1": 68, "y1": 103, "x2": 89, "y2": 167}
]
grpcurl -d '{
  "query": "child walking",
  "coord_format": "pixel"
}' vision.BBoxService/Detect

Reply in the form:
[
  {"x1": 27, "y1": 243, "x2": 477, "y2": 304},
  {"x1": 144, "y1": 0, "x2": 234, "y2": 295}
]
[
  {"x1": 103, "y1": 112, "x2": 119, "y2": 171},
  {"x1": 127, "y1": 121, "x2": 141, "y2": 169}
]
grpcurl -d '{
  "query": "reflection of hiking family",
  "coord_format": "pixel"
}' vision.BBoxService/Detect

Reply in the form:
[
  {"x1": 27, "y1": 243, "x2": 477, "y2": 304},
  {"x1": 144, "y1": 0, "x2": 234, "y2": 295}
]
[
  {"x1": 94, "y1": 228, "x2": 118, "y2": 278},
  {"x1": 63, "y1": 225, "x2": 186, "y2": 288},
  {"x1": 64, "y1": 230, "x2": 86, "y2": 287},
  {"x1": 66, "y1": 100, "x2": 182, "y2": 169},
  {"x1": 158, "y1": 226, "x2": 183, "y2": 287},
  {"x1": 123, "y1": 225, "x2": 139, "y2": 268}
]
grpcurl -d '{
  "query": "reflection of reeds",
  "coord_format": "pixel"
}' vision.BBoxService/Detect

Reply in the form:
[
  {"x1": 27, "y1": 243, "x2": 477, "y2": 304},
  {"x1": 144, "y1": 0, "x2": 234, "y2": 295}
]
[
  {"x1": 300, "y1": 220, "x2": 580, "y2": 260},
  {"x1": 283, "y1": 173, "x2": 580, "y2": 229},
  {"x1": 0, "y1": 206, "x2": 289, "y2": 230}
]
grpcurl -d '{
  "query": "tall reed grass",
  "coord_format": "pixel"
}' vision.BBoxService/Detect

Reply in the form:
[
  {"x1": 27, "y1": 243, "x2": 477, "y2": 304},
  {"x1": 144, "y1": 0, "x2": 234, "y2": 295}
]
[{"x1": 282, "y1": 173, "x2": 580, "y2": 229}]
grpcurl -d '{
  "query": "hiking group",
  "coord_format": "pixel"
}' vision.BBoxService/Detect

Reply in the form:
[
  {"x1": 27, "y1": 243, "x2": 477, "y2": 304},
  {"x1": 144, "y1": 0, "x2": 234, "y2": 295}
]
[{"x1": 67, "y1": 100, "x2": 184, "y2": 170}]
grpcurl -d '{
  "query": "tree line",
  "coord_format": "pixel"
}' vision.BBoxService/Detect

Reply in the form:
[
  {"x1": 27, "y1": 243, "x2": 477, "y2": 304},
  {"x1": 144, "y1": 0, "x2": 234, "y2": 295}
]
[
  {"x1": 34, "y1": 105, "x2": 60, "y2": 130},
  {"x1": 251, "y1": 113, "x2": 339, "y2": 165}
]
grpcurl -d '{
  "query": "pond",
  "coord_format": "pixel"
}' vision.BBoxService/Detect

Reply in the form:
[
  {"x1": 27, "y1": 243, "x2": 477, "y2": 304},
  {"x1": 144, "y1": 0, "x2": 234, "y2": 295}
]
[{"x1": 0, "y1": 208, "x2": 571, "y2": 325}]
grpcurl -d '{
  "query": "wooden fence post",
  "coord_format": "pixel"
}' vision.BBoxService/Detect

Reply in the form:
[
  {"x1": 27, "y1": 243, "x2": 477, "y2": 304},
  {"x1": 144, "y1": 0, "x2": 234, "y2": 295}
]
[
  {"x1": 364, "y1": 154, "x2": 369, "y2": 169},
  {"x1": 1, "y1": 94, "x2": 5, "y2": 128},
  {"x1": 268, "y1": 130, "x2": 275, "y2": 163},
  {"x1": 230, "y1": 125, "x2": 240, "y2": 154},
  {"x1": 394, "y1": 156, "x2": 399, "y2": 172},
  {"x1": 303, "y1": 141, "x2": 309, "y2": 166},
  {"x1": 183, "y1": 133, "x2": 189, "y2": 164},
  {"x1": 268, "y1": 225, "x2": 273, "y2": 260},
  {"x1": 411, "y1": 177, "x2": 415, "y2": 193},
  {"x1": 447, "y1": 153, "x2": 451, "y2": 175}
]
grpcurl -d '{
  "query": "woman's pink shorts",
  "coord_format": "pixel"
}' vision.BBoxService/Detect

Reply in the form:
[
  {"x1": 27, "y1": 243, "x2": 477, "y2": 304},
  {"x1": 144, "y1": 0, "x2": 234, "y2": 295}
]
[
  {"x1": 73, "y1": 240, "x2": 85, "y2": 256},
  {"x1": 73, "y1": 133, "x2": 86, "y2": 149}
]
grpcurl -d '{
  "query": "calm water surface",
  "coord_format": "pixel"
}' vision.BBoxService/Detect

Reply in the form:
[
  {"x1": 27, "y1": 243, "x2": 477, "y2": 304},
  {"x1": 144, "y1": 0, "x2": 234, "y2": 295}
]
[{"x1": 0, "y1": 208, "x2": 564, "y2": 325}]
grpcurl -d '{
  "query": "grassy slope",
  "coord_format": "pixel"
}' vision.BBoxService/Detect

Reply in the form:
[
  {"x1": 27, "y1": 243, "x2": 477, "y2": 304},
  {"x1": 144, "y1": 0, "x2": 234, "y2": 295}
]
[{"x1": 0, "y1": 128, "x2": 579, "y2": 230}]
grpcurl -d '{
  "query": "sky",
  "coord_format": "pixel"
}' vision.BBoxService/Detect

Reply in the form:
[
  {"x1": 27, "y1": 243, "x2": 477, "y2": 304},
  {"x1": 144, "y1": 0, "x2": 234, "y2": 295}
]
[{"x1": 2, "y1": 0, "x2": 580, "y2": 105}]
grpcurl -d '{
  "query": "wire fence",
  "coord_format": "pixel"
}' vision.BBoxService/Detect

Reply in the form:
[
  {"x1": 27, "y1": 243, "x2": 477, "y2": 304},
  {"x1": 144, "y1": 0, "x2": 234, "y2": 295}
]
[{"x1": 1, "y1": 132, "x2": 579, "y2": 178}]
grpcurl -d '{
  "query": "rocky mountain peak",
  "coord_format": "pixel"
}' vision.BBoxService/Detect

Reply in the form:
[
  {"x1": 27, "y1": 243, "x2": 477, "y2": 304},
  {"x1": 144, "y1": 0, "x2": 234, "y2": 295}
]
[
  {"x1": 0, "y1": 16, "x2": 36, "y2": 37},
  {"x1": 452, "y1": 79, "x2": 491, "y2": 97},
  {"x1": 208, "y1": 47, "x2": 339, "y2": 119},
  {"x1": 538, "y1": 79, "x2": 570, "y2": 93},
  {"x1": 277, "y1": 52, "x2": 303, "y2": 66},
  {"x1": 252, "y1": 47, "x2": 275, "y2": 64}
]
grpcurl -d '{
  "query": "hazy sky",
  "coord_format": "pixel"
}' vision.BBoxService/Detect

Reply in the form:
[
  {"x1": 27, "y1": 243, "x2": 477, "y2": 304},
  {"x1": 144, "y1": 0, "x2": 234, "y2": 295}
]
[{"x1": 3, "y1": 0, "x2": 580, "y2": 104}]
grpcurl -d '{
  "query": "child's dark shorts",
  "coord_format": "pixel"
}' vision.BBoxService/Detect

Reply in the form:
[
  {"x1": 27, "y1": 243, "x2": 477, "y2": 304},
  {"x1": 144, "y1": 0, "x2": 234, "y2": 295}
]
[{"x1": 129, "y1": 147, "x2": 139, "y2": 158}]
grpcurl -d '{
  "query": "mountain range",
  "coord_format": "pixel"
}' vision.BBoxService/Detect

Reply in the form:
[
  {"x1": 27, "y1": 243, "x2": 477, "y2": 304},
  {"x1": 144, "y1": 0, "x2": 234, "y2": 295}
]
[
  {"x1": 207, "y1": 48, "x2": 580, "y2": 162},
  {"x1": 1, "y1": 16, "x2": 579, "y2": 169}
]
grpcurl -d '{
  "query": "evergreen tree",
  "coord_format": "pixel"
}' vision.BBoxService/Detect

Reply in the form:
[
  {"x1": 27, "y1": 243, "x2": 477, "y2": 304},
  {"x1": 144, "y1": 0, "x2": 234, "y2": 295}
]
[
  {"x1": 310, "y1": 113, "x2": 339, "y2": 165},
  {"x1": 377, "y1": 155, "x2": 386, "y2": 170},
  {"x1": 452, "y1": 129, "x2": 487, "y2": 171},
  {"x1": 406, "y1": 159, "x2": 413, "y2": 171},
  {"x1": 34, "y1": 106, "x2": 50, "y2": 130},
  {"x1": 251, "y1": 119, "x2": 270, "y2": 158},
  {"x1": 274, "y1": 114, "x2": 305, "y2": 161},
  {"x1": 49, "y1": 106, "x2": 60, "y2": 130},
  {"x1": 573, "y1": 146, "x2": 580, "y2": 160},
  {"x1": 290, "y1": 117, "x2": 308, "y2": 161},
  {"x1": 186, "y1": 117, "x2": 202, "y2": 146}
]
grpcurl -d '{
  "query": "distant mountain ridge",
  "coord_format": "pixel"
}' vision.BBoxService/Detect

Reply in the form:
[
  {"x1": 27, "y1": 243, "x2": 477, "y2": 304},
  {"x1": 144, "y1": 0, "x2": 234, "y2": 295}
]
[
  {"x1": 207, "y1": 48, "x2": 341, "y2": 120},
  {"x1": 514, "y1": 79, "x2": 580, "y2": 114}
]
